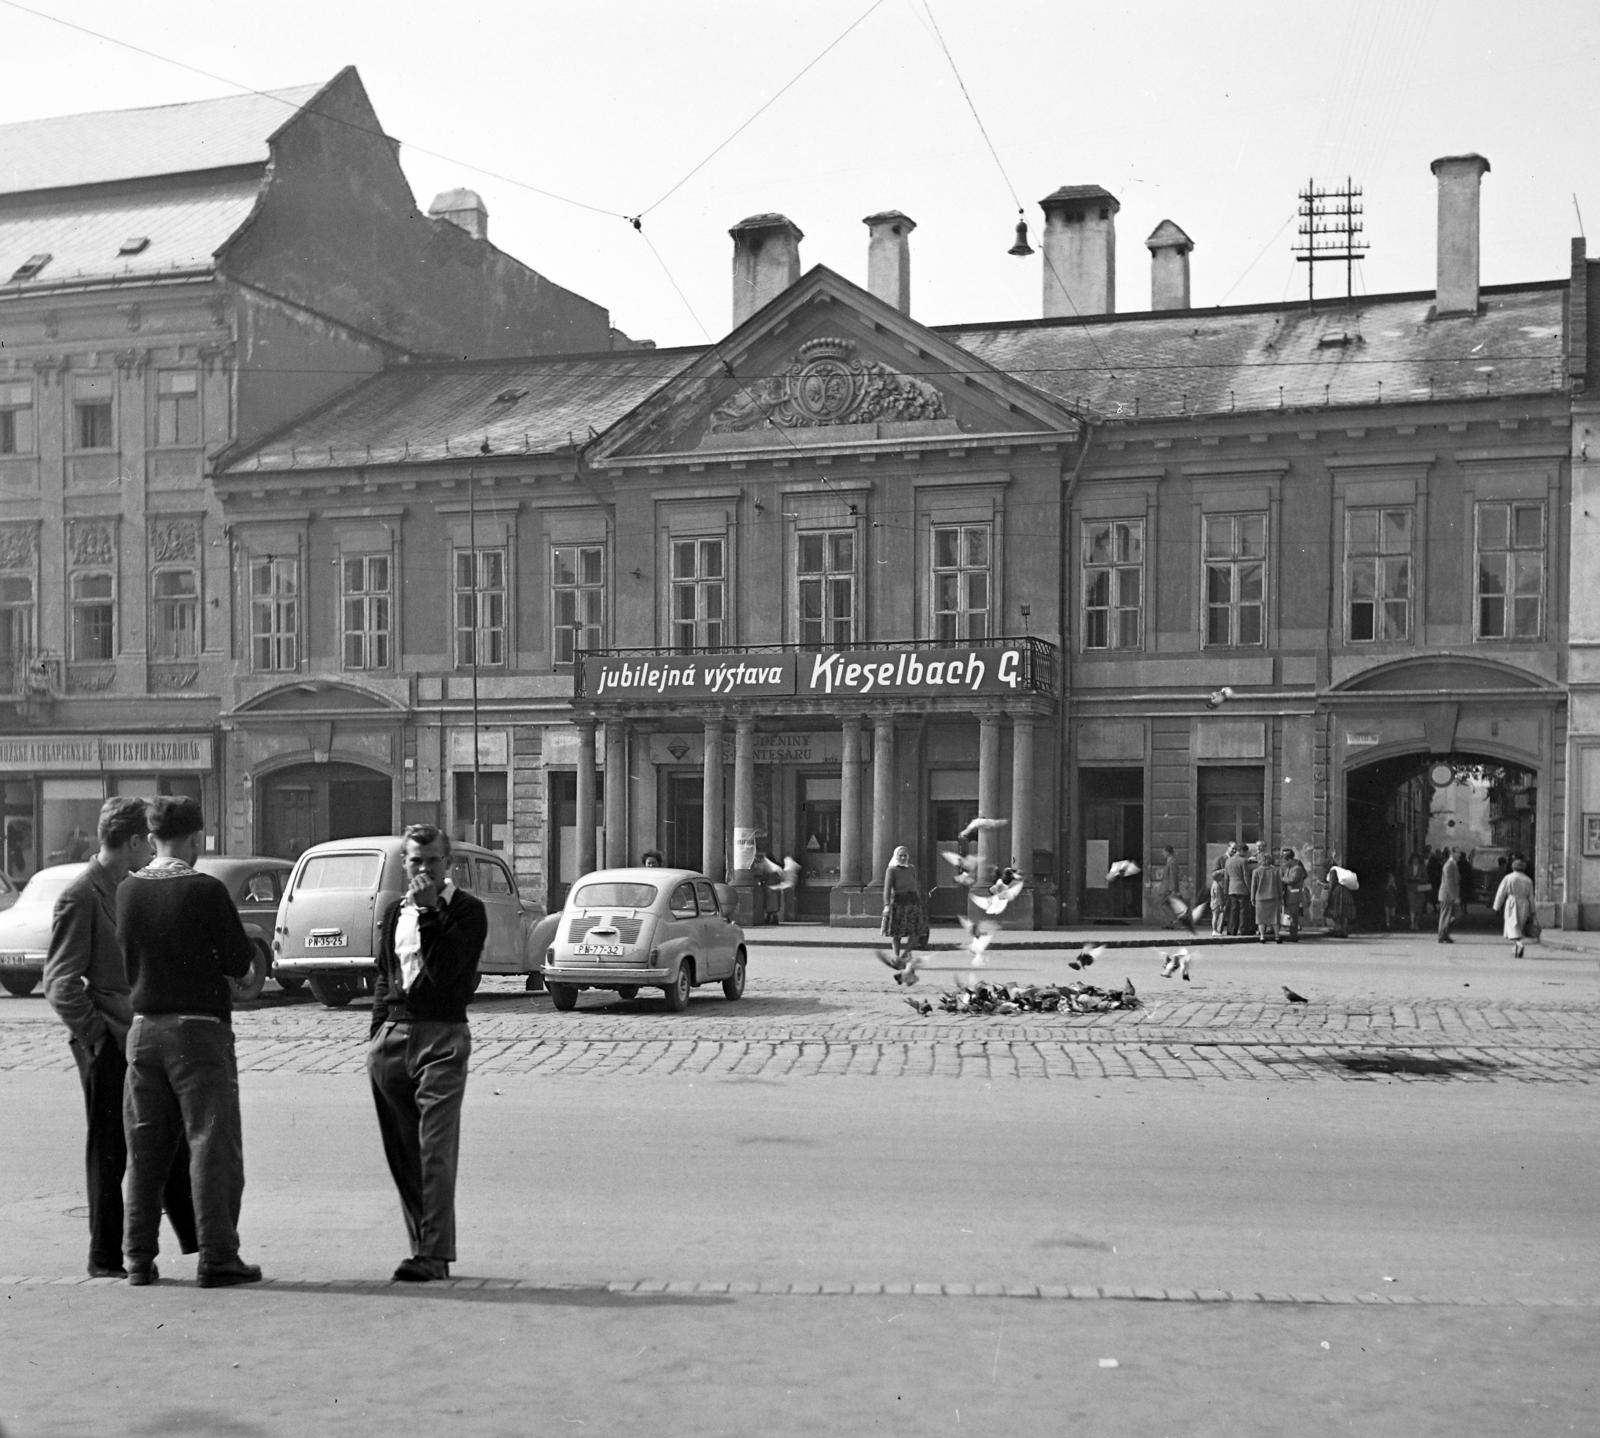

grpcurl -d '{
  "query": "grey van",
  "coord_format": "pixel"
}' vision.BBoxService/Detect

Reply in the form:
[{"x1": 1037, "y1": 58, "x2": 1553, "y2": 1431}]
[{"x1": 273, "y1": 835, "x2": 543, "y2": 1007}]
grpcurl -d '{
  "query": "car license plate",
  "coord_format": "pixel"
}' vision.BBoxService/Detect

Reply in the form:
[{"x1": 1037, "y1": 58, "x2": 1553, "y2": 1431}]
[
  {"x1": 0, "y1": 952, "x2": 30, "y2": 966},
  {"x1": 306, "y1": 932, "x2": 346, "y2": 949},
  {"x1": 575, "y1": 943, "x2": 623, "y2": 957}
]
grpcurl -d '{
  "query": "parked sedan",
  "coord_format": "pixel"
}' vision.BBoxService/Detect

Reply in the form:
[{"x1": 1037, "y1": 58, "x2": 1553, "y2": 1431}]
[
  {"x1": 541, "y1": 867, "x2": 747, "y2": 1012},
  {"x1": 0, "y1": 856, "x2": 293, "y2": 1000}
]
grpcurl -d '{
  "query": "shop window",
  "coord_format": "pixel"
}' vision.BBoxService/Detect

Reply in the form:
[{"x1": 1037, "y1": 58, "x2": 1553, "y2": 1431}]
[
  {"x1": 72, "y1": 376, "x2": 113, "y2": 450},
  {"x1": 1081, "y1": 519, "x2": 1143, "y2": 650},
  {"x1": 342, "y1": 553, "x2": 392, "y2": 670},
  {"x1": 670, "y1": 537, "x2": 724, "y2": 651},
  {"x1": 931, "y1": 523, "x2": 991, "y2": 642},
  {"x1": 453, "y1": 769, "x2": 507, "y2": 851},
  {"x1": 1203, "y1": 512, "x2": 1266, "y2": 648},
  {"x1": 1346, "y1": 507, "x2": 1412, "y2": 642},
  {"x1": 42, "y1": 778, "x2": 105, "y2": 868},
  {"x1": 154, "y1": 371, "x2": 200, "y2": 446},
  {"x1": 551, "y1": 543, "x2": 602, "y2": 664},
  {"x1": 70, "y1": 572, "x2": 115, "y2": 661},
  {"x1": 796, "y1": 530, "x2": 854, "y2": 648},
  {"x1": 249, "y1": 554, "x2": 299, "y2": 672},
  {"x1": 152, "y1": 568, "x2": 198, "y2": 660},
  {"x1": 1476, "y1": 500, "x2": 1543, "y2": 640},
  {"x1": 0, "y1": 381, "x2": 34, "y2": 455}
]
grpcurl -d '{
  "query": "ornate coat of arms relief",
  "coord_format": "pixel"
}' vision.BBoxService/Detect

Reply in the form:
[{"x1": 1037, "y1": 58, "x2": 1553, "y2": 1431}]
[{"x1": 709, "y1": 336, "x2": 947, "y2": 434}]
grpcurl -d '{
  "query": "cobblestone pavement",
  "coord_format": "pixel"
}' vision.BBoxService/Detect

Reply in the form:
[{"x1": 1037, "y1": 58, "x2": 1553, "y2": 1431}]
[{"x1": 4, "y1": 973, "x2": 1597, "y2": 1083}]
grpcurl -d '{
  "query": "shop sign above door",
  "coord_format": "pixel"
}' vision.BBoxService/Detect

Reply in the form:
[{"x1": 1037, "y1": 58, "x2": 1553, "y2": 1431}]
[
  {"x1": 0, "y1": 733, "x2": 214, "y2": 771},
  {"x1": 586, "y1": 645, "x2": 1032, "y2": 702}
]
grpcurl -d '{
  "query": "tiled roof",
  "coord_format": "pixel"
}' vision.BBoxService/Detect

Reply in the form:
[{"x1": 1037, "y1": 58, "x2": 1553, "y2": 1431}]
[
  {"x1": 940, "y1": 286, "x2": 1568, "y2": 421},
  {"x1": 223, "y1": 350, "x2": 703, "y2": 473},
  {"x1": 0, "y1": 83, "x2": 325, "y2": 195},
  {"x1": 0, "y1": 180, "x2": 260, "y2": 288}
]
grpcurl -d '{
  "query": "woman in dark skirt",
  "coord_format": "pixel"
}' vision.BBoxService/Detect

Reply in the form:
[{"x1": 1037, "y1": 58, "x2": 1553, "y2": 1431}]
[{"x1": 881, "y1": 845, "x2": 927, "y2": 962}]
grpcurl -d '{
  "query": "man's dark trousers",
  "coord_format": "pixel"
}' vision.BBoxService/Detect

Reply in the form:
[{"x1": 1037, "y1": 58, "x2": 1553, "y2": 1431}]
[
  {"x1": 368, "y1": 1019, "x2": 471, "y2": 1263},
  {"x1": 70, "y1": 1034, "x2": 196, "y2": 1268}
]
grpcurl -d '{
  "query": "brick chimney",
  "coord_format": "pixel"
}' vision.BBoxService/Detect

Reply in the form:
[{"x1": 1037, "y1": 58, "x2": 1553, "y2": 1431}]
[
  {"x1": 428, "y1": 188, "x2": 488, "y2": 241},
  {"x1": 1431, "y1": 154, "x2": 1490, "y2": 317},
  {"x1": 1040, "y1": 185, "x2": 1119, "y2": 317},
  {"x1": 730, "y1": 214, "x2": 804, "y2": 327},
  {"x1": 1145, "y1": 219, "x2": 1193, "y2": 311},
  {"x1": 863, "y1": 210, "x2": 915, "y2": 314}
]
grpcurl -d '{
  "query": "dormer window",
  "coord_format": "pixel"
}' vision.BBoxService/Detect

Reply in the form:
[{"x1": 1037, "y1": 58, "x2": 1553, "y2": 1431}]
[
  {"x1": 118, "y1": 237, "x2": 151, "y2": 256},
  {"x1": 10, "y1": 253, "x2": 51, "y2": 281}
]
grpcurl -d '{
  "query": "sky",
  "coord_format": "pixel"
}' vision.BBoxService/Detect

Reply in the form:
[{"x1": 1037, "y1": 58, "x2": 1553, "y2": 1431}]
[{"x1": 3, "y1": 0, "x2": 1598, "y2": 349}]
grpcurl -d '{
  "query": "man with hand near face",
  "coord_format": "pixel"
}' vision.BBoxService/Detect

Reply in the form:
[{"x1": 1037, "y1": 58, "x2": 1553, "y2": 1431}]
[{"x1": 368, "y1": 824, "x2": 488, "y2": 1282}]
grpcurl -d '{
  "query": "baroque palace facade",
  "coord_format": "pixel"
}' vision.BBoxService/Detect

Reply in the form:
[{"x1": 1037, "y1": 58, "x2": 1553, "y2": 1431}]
[{"x1": 216, "y1": 163, "x2": 1600, "y2": 931}]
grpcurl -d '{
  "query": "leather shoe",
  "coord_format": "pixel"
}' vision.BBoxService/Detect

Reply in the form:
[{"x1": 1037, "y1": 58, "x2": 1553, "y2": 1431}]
[
  {"x1": 392, "y1": 1256, "x2": 450, "y2": 1282},
  {"x1": 88, "y1": 1261, "x2": 128, "y2": 1279},
  {"x1": 196, "y1": 1259, "x2": 263, "y2": 1289},
  {"x1": 127, "y1": 1262, "x2": 159, "y2": 1286}
]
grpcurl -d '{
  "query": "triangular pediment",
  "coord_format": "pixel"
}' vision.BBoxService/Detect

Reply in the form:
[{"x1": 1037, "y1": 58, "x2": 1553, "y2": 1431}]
[{"x1": 587, "y1": 266, "x2": 1081, "y2": 464}]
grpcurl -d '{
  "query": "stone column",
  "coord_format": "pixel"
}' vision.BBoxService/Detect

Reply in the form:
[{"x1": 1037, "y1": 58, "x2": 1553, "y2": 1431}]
[
  {"x1": 840, "y1": 717, "x2": 864, "y2": 887},
  {"x1": 978, "y1": 712, "x2": 1003, "y2": 878},
  {"x1": 603, "y1": 722, "x2": 628, "y2": 867},
  {"x1": 871, "y1": 716, "x2": 896, "y2": 879},
  {"x1": 732, "y1": 715, "x2": 756, "y2": 880},
  {"x1": 702, "y1": 715, "x2": 724, "y2": 879},
  {"x1": 1010, "y1": 715, "x2": 1035, "y2": 875},
  {"x1": 576, "y1": 719, "x2": 597, "y2": 877}
]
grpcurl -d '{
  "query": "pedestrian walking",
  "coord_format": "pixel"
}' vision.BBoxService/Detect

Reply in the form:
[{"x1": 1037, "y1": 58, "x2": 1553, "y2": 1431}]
[
  {"x1": 1437, "y1": 848, "x2": 1463, "y2": 944},
  {"x1": 1491, "y1": 857, "x2": 1536, "y2": 959},
  {"x1": 42, "y1": 796, "x2": 197, "y2": 1279},
  {"x1": 1383, "y1": 870, "x2": 1401, "y2": 931},
  {"x1": 118, "y1": 796, "x2": 259, "y2": 1288},
  {"x1": 881, "y1": 845, "x2": 928, "y2": 963},
  {"x1": 1249, "y1": 847, "x2": 1283, "y2": 942},
  {"x1": 368, "y1": 824, "x2": 488, "y2": 1282},
  {"x1": 1408, "y1": 851, "x2": 1432, "y2": 930},
  {"x1": 1222, "y1": 842, "x2": 1250, "y2": 936},
  {"x1": 1278, "y1": 848, "x2": 1307, "y2": 940},
  {"x1": 1324, "y1": 856, "x2": 1356, "y2": 938}
]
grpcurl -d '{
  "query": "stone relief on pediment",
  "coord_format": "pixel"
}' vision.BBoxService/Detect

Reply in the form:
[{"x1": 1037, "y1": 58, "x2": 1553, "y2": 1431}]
[{"x1": 709, "y1": 336, "x2": 947, "y2": 434}]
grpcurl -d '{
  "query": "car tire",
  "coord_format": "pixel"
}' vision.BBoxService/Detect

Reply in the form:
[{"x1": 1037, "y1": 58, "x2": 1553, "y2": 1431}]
[
  {"x1": 548, "y1": 983, "x2": 578, "y2": 1012},
  {"x1": 722, "y1": 949, "x2": 747, "y2": 1002},
  {"x1": 275, "y1": 973, "x2": 307, "y2": 993},
  {"x1": 662, "y1": 963, "x2": 692, "y2": 1012},
  {"x1": 0, "y1": 971, "x2": 38, "y2": 997},
  {"x1": 229, "y1": 943, "x2": 271, "y2": 1004},
  {"x1": 307, "y1": 973, "x2": 358, "y2": 1008},
  {"x1": 615, "y1": 985, "x2": 639, "y2": 1000}
]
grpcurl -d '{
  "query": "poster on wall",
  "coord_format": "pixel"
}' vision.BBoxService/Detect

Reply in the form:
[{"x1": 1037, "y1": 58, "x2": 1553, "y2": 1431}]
[{"x1": 1085, "y1": 838, "x2": 1109, "y2": 889}]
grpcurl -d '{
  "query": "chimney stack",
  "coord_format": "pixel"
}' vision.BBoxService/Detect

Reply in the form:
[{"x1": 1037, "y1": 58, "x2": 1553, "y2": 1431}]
[
  {"x1": 1431, "y1": 153, "x2": 1490, "y2": 317},
  {"x1": 863, "y1": 210, "x2": 915, "y2": 314},
  {"x1": 730, "y1": 214, "x2": 804, "y2": 327},
  {"x1": 1040, "y1": 185, "x2": 1119, "y2": 317},
  {"x1": 1145, "y1": 220, "x2": 1194, "y2": 311},
  {"x1": 427, "y1": 188, "x2": 489, "y2": 241}
]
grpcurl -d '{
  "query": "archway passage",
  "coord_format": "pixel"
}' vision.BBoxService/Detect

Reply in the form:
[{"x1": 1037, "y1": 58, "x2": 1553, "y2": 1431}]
[
  {"x1": 257, "y1": 762, "x2": 394, "y2": 861},
  {"x1": 1345, "y1": 752, "x2": 1537, "y2": 933}
]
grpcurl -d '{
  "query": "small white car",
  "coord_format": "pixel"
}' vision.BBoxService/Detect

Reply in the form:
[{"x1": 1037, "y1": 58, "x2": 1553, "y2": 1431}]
[{"x1": 540, "y1": 867, "x2": 747, "y2": 1012}]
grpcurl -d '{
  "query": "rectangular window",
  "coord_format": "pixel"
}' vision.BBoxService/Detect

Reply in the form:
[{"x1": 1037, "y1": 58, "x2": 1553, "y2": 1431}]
[
  {"x1": 1346, "y1": 507, "x2": 1412, "y2": 642},
  {"x1": 452, "y1": 770, "x2": 508, "y2": 852},
  {"x1": 931, "y1": 524, "x2": 991, "y2": 642},
  {"x1": 249, "y1": 555, "x2": 299, "y2": 672},
  {"x1": 796, "y1": 530, "x2": 854, "y2": 648},
  {"x1": 0, "y1": 575, "x2": 35, "y2": 683},
  {"x1": 70, "y1": 572, "x2": 115, "y2": 661},
  {"x1": 342, "y1": 554, "x2": 391, "y2": 670},
  {"x1": 154, "y1": 371, "x2": 200, "y2": 447},
  {"x1": 670, "y1": 537, "x2": 724, "y2": 651},
  {"x1": 151, "y1": 568, "x2": 198, "y2": 660},
  {"x1": 1476, "y1": 501, "x2": 1544, "y2": 640},
  {"x1": 1081, "y1": 519, "x2": 1143, "y2": 650},
  {"x1": 456, "y1": 547, "x2": 507, "y2": 667},
  {"x1": 0, "y1": 381, "x2": 34, "y2": 455},
  {"x1": 72, "y1": 376, "x2": 113, "y2": 450},
  {"x1": 1203, "y1": 512, "x2": 1267, "y2": 648},
  {"x1": 551, "y1": 543, "x2": 602, "y2": 664}
]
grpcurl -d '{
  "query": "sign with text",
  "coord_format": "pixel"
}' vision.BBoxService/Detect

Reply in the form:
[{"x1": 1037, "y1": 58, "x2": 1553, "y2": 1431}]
[
  {"x1": 0, "y1": 733, "x2": 214, "y2": 772},
  {"x1": 587, "y1": 644, "x2": 1033, "y2": 703}
]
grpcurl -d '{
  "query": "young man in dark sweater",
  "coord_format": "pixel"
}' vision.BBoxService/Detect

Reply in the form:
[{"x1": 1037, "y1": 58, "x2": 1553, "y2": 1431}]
[
  {"x1": 368, "y1": 824, "x2": 488, "y2": 1281},
  {"x1": 117, "y1": 796, "x2": 261, "y2": 1287}
]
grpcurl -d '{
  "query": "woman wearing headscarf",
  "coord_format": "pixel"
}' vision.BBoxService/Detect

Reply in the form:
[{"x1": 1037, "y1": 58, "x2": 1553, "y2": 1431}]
[
  {"x1": 881, "y1": 845, "x2": 927, "y2": 963},
  {"x1": 1323, "y1": 856, "x2": 1356, "y2": 939},
  {"x1": 1492, "y1": 857, "x2": 1536, "y2": 959}
]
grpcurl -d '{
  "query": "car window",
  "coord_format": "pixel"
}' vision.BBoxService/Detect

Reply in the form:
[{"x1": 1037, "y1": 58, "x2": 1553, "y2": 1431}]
[
  {"x1": 669, "y1": 882, "x2": 698, "y2": 919},
  {"x1": 477, "y1": 858, "x2": 514, "y2": 896},
  {"x1": 245, "y1": 872, "x2": 281, "y2": 903},
  {"x1": 449, "y1": 857, "x2": 474, "y2": 890},
  {"x1": 296, "y1": 853, "x2": 383, "y2": 891},
  {"x1": 572, "y1": 881, "x2": 658, "y2": 909},
  {"x1": 694, "y1": 880, "x2": 720, "y2": 915}
]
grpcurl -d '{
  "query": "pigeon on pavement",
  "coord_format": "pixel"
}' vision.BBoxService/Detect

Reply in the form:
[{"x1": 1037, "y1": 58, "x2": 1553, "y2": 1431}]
[
  {"x1": 876, "y1": 948, "x2": 923, "y2": 986},
  {"x1": 1122, "y1": 977, "x2": 1137, "y2": 1001},
  {"x1": 903, "y1": 995, "x2": 933, "y2": 1016},
  {"x1": 1068, "y1": 944, "x2": 1105, "y2": 971},
  {"x1": 1282, "y1": 985, "x2": 1309, "y2": 1004}
]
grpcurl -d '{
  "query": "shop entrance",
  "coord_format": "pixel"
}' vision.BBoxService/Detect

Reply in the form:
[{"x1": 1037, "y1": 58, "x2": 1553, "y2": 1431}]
[
  {"x1": 1080, "y1": 768, "x2": 1143, "y2": 920},
  {"x1": 1346, "y1": 751, "x2": 1537, "y2": 931},
  {"x1": 258, "y1": 762, "x2": 393, "y2": 861},
  {"x1": 795, "y1": 775, "x2": 840, "y2": 920}
]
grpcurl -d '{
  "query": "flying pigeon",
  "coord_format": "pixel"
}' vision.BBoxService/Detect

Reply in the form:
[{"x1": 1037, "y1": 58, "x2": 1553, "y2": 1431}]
[
  {"x1": 958, "y1": 817, "x2": 1009, "y2": 841},
  {"x1": 904, "y1": 995, "x2": 932, "y2": 1016},
  {"x1": 1068, "y1": 944, "x2": 1105, "y2": 971},
  {"x1": 1160, "y1": 951, "x2": 1178, "y2": 977},
  {"x1": 775, "y1": 856, "x2": 801, "y2": 891},
  {"x1": 940, "y1": 849, "x2": 983, "y2": 887},
  {"x1": 1106, "y1": 859, "x2": 1141, "y2": 881},
  {"x1": 1177, "y1": 948, "x2": 1192, "y2": 981},
  {"x1": 972, "y1": 867, "x2": 1025, "y2": 916},
  {"x1": 876, "y1": 948, "x2": 923, "y2": 986},
  {"x1": 1282, "y1": 985, "x2": 1308, "y2": 1004},
  {"x1": 959, "y1": 915, "x2": 1002, "y2": 964}
]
